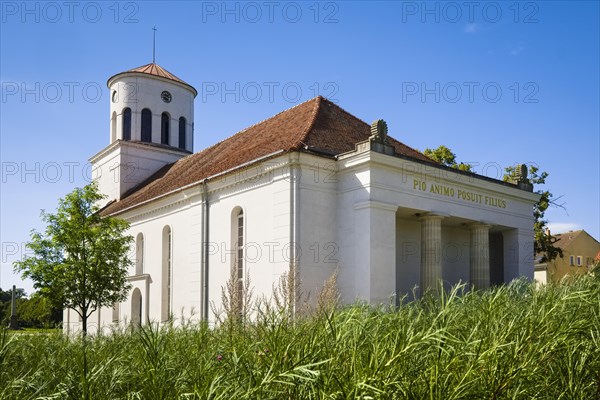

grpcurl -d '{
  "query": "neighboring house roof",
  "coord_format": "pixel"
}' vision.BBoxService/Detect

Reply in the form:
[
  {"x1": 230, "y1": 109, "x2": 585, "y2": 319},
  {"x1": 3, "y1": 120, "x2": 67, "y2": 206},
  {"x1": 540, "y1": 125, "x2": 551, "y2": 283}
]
[
  {"x1": 107, "y1": 63, "x2": 197, "y2": 95},
  {"x1": 535, "y1": 230, "x2": 600, "y2": 265},
  {"x1": 552, "y1": 230, "x2": 585, "y2": 250}
]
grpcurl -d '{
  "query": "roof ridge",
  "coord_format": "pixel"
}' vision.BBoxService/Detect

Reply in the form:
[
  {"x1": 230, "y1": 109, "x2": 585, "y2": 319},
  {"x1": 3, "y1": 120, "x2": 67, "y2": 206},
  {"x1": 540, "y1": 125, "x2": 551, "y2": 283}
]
[
  {"x1": 555, "y1": 229, "x2": 583, "y2": 235},
  {"x1": 319, "y1": 96, "x2": 370, "y2": 127},
  {"x1": 389, "y1": 136, "x2": 436, "y2": 163},
  {"x1": 295, "y1": 95, "x2": 323, "y2": 149},
  {"x1": 201, "y1": 97, "x2": 320, "y2": 151},
  {"x1": 303, "y1": 96, "x2": 433, "y2": 162},
  {"x1": 130, "y1": 62, "x2": 185, "y2": 81},
  {"x1": 322, "y1": 98, "x2": 433, "y2": 162}
]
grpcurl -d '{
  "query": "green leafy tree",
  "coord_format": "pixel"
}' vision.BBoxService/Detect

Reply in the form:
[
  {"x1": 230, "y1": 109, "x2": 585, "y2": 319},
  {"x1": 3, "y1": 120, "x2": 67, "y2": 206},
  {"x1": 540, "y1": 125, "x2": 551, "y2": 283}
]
[
  {"x1": 13, "y1": 183, "x2": 133, "y2": 335},
  {"x1": 14, "y1": 183, "x2": 133, "y2": 399},
  {"x1": 17, "y1": 292, "x2": 62, "y2": 328},
  {"x1": 503, "y1": 165, "x2": 564, "y2": 263},
  {"x1": 424, "y1": 145, "x2": 473, "y2": 172}
]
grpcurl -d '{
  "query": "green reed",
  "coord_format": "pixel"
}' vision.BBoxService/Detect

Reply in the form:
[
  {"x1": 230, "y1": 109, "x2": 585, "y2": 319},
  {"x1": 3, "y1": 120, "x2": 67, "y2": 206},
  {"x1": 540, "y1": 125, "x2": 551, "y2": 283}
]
[{"x1": 1, "y1": 275, "x2": 598, "y2": 399}]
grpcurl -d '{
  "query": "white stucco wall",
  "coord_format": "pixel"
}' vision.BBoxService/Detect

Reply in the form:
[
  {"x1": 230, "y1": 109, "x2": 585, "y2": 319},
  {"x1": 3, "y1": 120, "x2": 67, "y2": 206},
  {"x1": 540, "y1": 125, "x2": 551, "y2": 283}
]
[
  {"x1": 108, "y1": 74, "x2": 195, "y2": 151},
  {"x1": 295, "y1": 154, "x2": 339, "y2": 303},
  {"x1": 90, "y1": 141, "x2": 189, "y2": 206}
]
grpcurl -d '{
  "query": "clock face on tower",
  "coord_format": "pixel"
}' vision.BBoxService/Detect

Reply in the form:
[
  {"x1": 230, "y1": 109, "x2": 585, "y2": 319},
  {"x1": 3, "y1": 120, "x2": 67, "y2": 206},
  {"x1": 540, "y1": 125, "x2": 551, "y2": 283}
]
[{"x1": 161, "y1": 91, "x2": 172, "y2": 103}]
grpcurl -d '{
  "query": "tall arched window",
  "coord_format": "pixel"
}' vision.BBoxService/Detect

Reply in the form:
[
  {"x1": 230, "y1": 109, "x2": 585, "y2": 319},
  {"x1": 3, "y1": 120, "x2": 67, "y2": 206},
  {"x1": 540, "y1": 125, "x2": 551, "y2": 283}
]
[
  {"x1": 122, "y1": 108, "x2": 132, "y2": 141},
  {"x1": 135, "y1": 233, "x2": 144, "y2": 275},
  {"x1": 161, "y1": 226, "x2": 172, "y2": 321},
  {"x1": 178, "y1": 117, "x2": 186, "y2": 150},
  {"x1": 232, "y1": 208, "x2": 244, "y2": 315},
  {"x1": 111, "y1": 111, "x2": 117, "y2": 142},
  {"x1": 141, "y1": 108, "x2": 152, "y2": 142},
  {"x1": 161, "y1": 112, "x2": 170, "y2": 145}
]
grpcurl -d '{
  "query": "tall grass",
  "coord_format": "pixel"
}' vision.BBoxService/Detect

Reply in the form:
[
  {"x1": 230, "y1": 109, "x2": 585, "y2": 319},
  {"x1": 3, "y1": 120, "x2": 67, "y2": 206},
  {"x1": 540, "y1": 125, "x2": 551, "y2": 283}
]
[{"x1": 1, "y1": 275, "x2": 599, "y2": 399}]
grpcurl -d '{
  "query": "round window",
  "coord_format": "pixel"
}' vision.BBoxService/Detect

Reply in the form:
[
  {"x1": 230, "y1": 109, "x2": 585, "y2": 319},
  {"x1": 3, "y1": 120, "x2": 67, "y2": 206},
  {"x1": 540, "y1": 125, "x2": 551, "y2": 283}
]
[{"x1": 161, "y1": 91, "x2": 172, "y2": 103}]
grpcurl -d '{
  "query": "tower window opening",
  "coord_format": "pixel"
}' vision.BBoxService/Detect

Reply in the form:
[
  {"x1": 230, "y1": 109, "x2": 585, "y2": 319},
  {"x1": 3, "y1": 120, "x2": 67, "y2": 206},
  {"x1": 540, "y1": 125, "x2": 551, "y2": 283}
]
[
  {"x1": 123, "y1": 108, "x2": 132, "y2": 141},
  {"x1": 179, "y1": 117, "x2": 186, "y2": 150},
  {"x1": 141, "y1": 108, "x2": 152, "y2": 142},
  {"x1": 161, "y1": 113, "x2": 170, "y2": 145}
]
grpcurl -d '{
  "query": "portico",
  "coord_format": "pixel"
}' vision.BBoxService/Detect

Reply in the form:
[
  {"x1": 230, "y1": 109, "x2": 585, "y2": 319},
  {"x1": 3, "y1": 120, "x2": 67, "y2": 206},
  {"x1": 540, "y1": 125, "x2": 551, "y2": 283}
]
[{"x1": 336, "y1": 126, "x2": 539, "y2": 303}]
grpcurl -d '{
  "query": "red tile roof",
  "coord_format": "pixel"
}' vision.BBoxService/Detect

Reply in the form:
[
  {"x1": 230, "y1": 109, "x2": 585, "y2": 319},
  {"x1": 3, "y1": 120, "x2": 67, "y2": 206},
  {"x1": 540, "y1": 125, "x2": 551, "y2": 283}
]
[
  {"x1": 101, "y1": 96, "x2": 433, "y2": 216},
  {"x1": 108, "y1": 63, "x2": 197, "y2": 95}
]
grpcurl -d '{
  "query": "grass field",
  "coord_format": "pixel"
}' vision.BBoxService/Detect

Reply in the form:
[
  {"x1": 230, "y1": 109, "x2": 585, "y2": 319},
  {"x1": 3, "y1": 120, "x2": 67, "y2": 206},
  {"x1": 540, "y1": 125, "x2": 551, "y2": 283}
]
[{"x1": 1, "y1": 275, "x2": 599, "y2": 399}]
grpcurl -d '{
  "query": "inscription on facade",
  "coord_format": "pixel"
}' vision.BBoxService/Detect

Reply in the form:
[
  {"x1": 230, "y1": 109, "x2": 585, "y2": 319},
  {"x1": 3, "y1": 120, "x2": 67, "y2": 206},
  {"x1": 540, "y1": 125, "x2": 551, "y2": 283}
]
[{"x1": 413, "y1": 179, "x2": 507, "y2": 209}]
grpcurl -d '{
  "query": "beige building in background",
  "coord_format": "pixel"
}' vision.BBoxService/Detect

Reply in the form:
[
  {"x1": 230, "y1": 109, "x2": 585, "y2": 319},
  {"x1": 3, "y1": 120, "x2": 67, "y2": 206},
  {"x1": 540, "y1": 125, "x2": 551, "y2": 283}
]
[{"x1": 535, "y1": 230, "x2": 600, "y2": 284}]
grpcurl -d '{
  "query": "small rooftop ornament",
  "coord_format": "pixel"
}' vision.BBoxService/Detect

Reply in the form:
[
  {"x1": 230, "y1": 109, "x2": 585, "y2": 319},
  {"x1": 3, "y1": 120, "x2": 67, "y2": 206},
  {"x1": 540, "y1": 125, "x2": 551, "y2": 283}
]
[
  {"x1": 513, "y1": 163, "x2": 533, "y2": 192},
  {"x1": 514, "y1": 164, "x2": 527, "y2": 182},
  {"x1": 370, "y1": 119, "x2": 388, "y2": 144}
]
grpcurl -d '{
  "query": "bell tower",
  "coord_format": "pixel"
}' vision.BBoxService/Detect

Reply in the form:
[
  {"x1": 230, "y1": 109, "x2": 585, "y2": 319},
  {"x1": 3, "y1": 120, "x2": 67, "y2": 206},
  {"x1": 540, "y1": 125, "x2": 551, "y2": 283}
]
[{"x1": 90, "y1": 63, "x2": 197, "y2": 207}]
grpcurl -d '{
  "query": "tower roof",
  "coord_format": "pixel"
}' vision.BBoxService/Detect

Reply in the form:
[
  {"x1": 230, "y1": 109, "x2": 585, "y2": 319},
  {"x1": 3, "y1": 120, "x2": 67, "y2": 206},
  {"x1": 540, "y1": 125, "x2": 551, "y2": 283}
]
[
  {"x1": 107, "y1": 63, "x2": 197, "y2": 96},
  {"x1": 100, "y1": 96, "x2": 433, "y2": 216}
]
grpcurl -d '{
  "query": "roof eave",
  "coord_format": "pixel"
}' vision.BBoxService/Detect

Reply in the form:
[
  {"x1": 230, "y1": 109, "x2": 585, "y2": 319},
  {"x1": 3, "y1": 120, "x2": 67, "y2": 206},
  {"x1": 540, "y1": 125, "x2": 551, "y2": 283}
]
[{"x1": 106, "y1": 71, "x2": 198, "y2": 97}]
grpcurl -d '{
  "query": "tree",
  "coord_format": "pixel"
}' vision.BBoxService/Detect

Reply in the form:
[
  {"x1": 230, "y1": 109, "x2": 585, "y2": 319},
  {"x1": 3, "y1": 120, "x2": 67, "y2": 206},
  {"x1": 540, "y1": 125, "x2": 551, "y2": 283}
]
[
  {"x1": 17, "y1": 292, "x2": 63, "y2": 328},
  {"x1": 13, "y1": 182, "x2": 133, "y2": 335},
  {"x1": 423, "y1": 145, "x2": 473, "y2": 172},
  {"x1": 503, "y1": 164, "x2": 564, "y2": 263}
]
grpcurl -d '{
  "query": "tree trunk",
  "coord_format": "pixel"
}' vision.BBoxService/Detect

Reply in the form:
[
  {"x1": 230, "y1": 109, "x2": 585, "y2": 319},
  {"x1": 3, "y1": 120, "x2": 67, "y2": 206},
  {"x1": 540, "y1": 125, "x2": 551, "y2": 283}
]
[{"x1": 81, "y1": 311, "x2": 89, "y2": 400}]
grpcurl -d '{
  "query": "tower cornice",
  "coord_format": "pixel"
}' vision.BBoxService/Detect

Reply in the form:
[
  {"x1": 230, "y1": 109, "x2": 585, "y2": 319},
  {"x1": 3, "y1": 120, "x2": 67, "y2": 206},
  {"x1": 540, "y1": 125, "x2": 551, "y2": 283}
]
[{"x1": 107, "y1": 63, "x2": 197, "y2": 97}]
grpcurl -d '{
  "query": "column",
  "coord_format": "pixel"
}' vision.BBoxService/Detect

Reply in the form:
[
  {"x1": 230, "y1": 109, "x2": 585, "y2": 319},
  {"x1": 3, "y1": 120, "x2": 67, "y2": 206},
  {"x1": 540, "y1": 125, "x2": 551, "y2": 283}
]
[
  {"x1": 470, "y1": 223, "x2": 490, "y2": 289},
  {"x1": 420, "y1": 215, "x2": 443, "y2": 294}
]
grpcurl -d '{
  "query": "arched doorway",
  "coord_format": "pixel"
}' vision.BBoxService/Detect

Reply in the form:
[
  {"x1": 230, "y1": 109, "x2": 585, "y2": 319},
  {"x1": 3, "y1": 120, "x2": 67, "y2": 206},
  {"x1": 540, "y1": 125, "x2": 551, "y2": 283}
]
[{"x1": 131, "y1": 288, "x2": 142, "y2": 326}]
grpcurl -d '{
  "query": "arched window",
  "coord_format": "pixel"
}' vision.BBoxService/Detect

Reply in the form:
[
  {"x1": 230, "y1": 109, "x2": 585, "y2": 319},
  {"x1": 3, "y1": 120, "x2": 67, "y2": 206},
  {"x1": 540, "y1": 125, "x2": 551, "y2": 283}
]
[
  {"x1": 122, "y1": 108, "x2": 132, "y2": 141},
  {"x1": 135, "y1": 233, "x2": 144, "y2": 275},
  {"x1": 161, "y1": 112, "x2": 170, "y2": 145},
  {"x1": 111, "y1": 111, "x2": 117, "y2": 142},
  {"x1": 161, "y1": 225, "x2": 172, "y2": 322},
  {"x1": 231, "y1": 208, "x2": 244, "y2": 315},
  {"x1": 141, "y1": 108, "x2": 152, "y2": 142},
  {"x1": 179, "y1": 117, "x2": 186, "y2": 150}
]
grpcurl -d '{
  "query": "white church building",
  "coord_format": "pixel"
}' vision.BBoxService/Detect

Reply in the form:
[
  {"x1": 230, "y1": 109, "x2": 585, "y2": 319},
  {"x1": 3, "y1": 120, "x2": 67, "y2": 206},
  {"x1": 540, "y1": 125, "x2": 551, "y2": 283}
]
[{"x1": 63, "y1": 63, "x2": 539, "y2": 332}]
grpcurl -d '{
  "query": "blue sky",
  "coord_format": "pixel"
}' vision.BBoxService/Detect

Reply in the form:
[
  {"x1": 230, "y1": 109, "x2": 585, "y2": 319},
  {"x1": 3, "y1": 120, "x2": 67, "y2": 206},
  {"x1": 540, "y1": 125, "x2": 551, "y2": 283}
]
[{"x1": 1, "y1": 1, "x2": 599, "y2": 293}]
